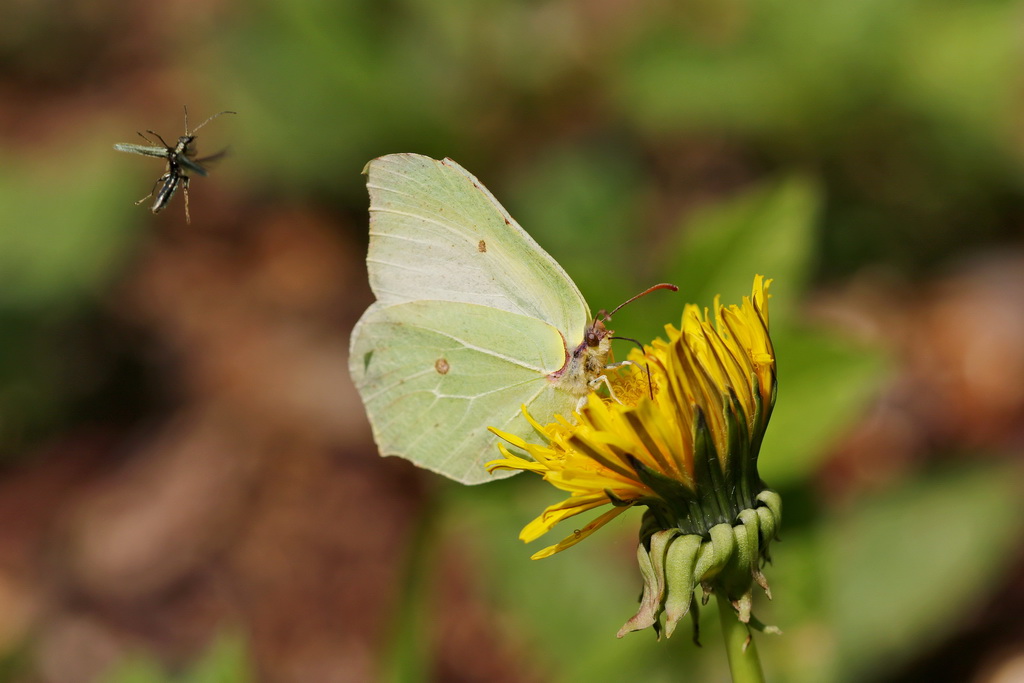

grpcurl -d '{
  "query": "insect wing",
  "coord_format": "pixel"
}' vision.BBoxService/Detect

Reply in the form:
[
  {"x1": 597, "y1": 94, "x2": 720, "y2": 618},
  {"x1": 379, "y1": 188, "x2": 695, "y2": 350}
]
[
  {"x1": 350, "y1": 300, "x2": 571, "y2": 485},
  {"x1": 176, "y1": 155, "x2": 209, "y2": 177},
  {"x1": 114, "y1": 142, "x2": 171, "y2": 158},
  {"x1": 363, "y1": 154, "x2": 591, "y2": 343}
]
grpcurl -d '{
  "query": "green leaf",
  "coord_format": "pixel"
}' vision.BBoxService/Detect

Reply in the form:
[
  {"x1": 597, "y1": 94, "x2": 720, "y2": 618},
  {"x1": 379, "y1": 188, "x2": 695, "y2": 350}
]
[
  {"x1": 184, "y1": 632, "x2": 251, "y2": 683},
  {"x1": 507, "y1": 146, "x2": 641, "y2": 310},
  {"x1": 758, "y1": 327, "x2": 888, "y2": 486},
  {"x1": 442, "y1": 478, "x2": 745, "y2": 682},
  {"x1": 829, "y1": 463, "x2": 1024, "y2": 681},
  {"x1": 0, "y1": 142, "x2": 135, "y2": 310},
  {"x1": 101, "y1": 656, "x2": 169, "y2": 683},
  {"x1": 99, "y1": 631, "x2": 251, "y2": 683},
  {"x1": 668, "y1": 175, "x2": 820, "y2": 323}
]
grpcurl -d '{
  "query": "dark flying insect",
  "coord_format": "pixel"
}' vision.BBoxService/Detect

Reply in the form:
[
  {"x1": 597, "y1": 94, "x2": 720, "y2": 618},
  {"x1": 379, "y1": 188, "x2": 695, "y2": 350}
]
[{"x1": 114, "y1": 107, "x2": 235, "y2": 223}]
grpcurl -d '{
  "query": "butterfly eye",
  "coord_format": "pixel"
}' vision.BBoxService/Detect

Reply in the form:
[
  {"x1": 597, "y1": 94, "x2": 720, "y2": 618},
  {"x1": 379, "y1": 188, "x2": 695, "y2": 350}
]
[{"x1": 585, "y1": 319, "x2": 609, "y2": 348}]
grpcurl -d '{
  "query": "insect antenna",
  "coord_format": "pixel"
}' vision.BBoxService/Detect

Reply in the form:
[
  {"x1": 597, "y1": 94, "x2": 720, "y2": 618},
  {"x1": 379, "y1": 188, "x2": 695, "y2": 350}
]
[
  {"x1": 185, "y1": 106, "x2": 237, "y2": 135},
  {"x1": 602, "y1": 282, "x2": 679, "y2": 321}
]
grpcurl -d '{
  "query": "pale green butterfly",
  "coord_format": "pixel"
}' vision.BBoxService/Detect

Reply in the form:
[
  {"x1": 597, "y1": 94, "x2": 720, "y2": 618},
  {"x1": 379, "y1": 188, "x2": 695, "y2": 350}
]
[{"x1": 349, "y1": 153, "x2": 665, "y2": 485}]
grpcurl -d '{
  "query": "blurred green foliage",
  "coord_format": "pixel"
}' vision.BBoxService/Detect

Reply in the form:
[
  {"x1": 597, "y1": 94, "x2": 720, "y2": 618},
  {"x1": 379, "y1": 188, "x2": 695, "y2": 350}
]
[
  {"x1": 100, "y1": 632, "x2": 250, "y2": 683},
  {"x1": 214, "y1": 0, "x2": 1024, "y2": 275},
  {"x1": 0, "y1": 141, "x2": 142, "y2": 457}
]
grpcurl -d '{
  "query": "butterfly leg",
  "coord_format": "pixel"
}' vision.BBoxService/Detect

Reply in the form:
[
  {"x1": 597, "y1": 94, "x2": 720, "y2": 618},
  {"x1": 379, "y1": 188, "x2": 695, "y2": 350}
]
[
  {"x1": 578, "y1": 358, "x2": 655, "y2": 410},
  {"x1": 584, "y1": 373, "x2": 625, "y2": 406},
  {"x1": 574, "y1": 360, "x2": 641, "y2": 410},
  {"x1": 607, "y1": 359, "x2": 656, "y2": 401}
]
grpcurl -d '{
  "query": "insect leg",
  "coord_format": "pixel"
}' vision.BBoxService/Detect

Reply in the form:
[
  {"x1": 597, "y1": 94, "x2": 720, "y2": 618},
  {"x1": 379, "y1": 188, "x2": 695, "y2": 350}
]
[
  {"x1": 182, "y1": 176, "x2": 192, "y2": 224},
  {"x1": 144, "y1": 129, "x2": 172, "y2": 148},
  {"x1": 577, "y1": 373, "x2": 626, "y2": 410},
  {"x1": 136, "y1": 131, "x2": 162, "y2": 146},
  {"x1": 578, "y1": 358, "x2": 653, "y2": 410},
  {"x1": 605, "y1": 359, "x2": 655, "y2": 400},
  {"x1": 135, "y1": 173, "x2": 168, "y2": 205}
]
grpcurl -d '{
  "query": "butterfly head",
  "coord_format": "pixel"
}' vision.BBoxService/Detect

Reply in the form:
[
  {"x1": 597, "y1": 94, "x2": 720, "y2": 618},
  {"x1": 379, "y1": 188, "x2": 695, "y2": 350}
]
[
  {"x1": 586, "y1": 318, "x2": 611, "y2": 349},
  {"x1": 577, "y1": 317, "x2": 613, "y2": 386}
]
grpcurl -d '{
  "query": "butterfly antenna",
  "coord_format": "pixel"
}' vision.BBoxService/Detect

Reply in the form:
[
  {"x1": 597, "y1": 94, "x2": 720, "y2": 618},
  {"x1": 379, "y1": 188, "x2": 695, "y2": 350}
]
[
  {"x1": 609, "y1": 335, "x2": 655, "y2": 400},
  {"x1": 603, "y1": 283, "x2": 679, "y2": 321}
]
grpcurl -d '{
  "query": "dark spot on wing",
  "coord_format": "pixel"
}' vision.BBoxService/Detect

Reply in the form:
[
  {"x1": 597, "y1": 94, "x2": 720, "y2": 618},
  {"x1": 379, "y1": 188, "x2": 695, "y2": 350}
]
[
  {"x1": 362, "y1": 351, "x2": 373, "y2": 372},
  {"x1": 503, "y1": 217, "x2": 511, "y2": 225},
  {"x1": 478, "y1": 240, "x2": 487, "y2": 252},
  {"x1": 435, "y1": 358, "x2": 450, "y2": 374}
]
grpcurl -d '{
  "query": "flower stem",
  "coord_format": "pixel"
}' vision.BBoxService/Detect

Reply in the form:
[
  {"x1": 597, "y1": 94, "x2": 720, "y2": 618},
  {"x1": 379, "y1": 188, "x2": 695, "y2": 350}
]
[{"x1": 717, "y1": 594, "x2": 765, "y2": 683}]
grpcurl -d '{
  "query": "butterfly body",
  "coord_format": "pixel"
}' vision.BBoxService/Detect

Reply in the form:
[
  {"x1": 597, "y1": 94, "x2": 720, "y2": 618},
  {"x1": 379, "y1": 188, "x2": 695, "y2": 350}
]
[{"x1": 549, "y1": 319, "x2": 612, "y2": 396}]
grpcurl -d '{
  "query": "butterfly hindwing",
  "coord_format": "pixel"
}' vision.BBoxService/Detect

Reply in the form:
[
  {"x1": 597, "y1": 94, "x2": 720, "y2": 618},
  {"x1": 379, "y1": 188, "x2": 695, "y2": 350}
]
[{"x1": 350, "y1": 300, "x2": 570, "y2": 484}]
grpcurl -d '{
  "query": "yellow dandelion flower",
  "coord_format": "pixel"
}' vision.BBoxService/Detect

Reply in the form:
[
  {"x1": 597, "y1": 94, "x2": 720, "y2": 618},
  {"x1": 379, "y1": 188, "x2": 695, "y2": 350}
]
[{"x1": 488, "y1": 275, "x2": 782, "y2": 639}]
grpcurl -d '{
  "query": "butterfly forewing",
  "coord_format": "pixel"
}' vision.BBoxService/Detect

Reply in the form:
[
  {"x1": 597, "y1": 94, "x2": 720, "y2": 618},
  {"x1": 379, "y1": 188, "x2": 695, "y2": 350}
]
[{"x1": 364, "y1": 154, "x2": 591, "y2": 343}]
